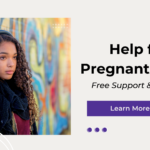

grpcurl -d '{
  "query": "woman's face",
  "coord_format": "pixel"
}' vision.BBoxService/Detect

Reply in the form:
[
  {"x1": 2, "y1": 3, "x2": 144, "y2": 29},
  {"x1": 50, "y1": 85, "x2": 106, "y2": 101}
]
[{"x1": 0, "y1": 41, "x2": 17, "y2": 80}]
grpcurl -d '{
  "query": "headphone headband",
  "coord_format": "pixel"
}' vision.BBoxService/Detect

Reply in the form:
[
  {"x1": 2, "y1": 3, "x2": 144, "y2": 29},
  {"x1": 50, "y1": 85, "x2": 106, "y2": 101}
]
[{"x1": 0, "y1": 30, "x2": 13, "y2": 37}]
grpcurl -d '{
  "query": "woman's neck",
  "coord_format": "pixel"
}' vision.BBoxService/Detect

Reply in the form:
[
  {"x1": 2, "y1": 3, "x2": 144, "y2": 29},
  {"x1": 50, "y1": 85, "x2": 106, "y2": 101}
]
[{"x1": 0, "y1": 79, "x2": 4, "y2": 83}]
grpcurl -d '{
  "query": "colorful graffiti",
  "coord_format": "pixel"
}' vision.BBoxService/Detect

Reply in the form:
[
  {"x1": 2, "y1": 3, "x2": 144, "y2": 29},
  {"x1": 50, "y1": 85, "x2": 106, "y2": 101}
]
[{"x1": 0, "y1": 18, "x2": 71, "y2": 135}]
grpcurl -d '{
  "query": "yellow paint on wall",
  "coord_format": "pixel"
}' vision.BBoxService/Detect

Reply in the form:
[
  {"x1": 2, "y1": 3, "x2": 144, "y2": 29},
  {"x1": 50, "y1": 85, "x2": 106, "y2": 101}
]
[{"x1": 29, "y1": 39, "x2": 45, "y2": 85}]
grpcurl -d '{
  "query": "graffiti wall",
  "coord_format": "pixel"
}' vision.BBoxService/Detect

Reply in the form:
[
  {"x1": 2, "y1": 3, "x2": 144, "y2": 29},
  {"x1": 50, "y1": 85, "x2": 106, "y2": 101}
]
[{"x1": 0, "y1": 18, "x2": 71, "y2": 135}]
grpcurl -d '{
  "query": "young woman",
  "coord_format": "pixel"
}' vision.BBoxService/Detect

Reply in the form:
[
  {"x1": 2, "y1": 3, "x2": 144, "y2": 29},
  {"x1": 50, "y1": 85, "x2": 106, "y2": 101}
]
[{"x1": 0, "y1": 30, "x2": 39, "y2": 135}]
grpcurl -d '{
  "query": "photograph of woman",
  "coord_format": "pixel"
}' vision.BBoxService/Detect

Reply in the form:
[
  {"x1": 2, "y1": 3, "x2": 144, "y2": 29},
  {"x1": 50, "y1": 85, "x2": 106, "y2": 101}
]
[
  {"x1": 0, "y1": 18, "x2": 71, "y2": 136},
  {"x1": 0, "y1": 30, "x2": 39, "y2": 135}
]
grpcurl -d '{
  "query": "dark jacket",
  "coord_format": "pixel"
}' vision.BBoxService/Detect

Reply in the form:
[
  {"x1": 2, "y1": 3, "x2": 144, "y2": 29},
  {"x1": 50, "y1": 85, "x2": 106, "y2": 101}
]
[{"x1": 0, "y1": 79, "x2": 38, "y2": 135}]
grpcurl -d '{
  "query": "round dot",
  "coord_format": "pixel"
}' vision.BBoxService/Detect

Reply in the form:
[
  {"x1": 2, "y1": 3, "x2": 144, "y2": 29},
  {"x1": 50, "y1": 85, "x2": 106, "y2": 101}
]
[
  {"x1": 95, "y1": 127, "x2": 99, "y2": 132},
  {"x1": 87, "y1": 127, "x2": 92, "y2": 132},
  {"x1": 102, "y1": 127, "x2": 107, "y2": 132}
]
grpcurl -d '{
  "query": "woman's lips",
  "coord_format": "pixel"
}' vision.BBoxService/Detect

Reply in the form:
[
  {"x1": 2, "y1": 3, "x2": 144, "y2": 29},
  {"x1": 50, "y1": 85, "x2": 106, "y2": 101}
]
[{"x1": 5, "y1": 71, "x2": 13, "y2": 75}]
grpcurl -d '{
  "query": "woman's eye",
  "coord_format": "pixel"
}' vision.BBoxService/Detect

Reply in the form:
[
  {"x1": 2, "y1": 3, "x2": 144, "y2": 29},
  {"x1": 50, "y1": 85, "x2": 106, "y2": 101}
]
[
  {"x1": 14, "y1": 56, "x2": 17, "y2": 59},
  {"x1": 0, "y1": 57, "x2": 5, "y2": 60}
]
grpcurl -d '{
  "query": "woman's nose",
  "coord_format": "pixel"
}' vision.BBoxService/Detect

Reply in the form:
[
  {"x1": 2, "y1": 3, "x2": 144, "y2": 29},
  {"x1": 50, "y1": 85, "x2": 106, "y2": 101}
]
[{"x1": 7, "y1": 59, "x2": 15, "y2": 66}]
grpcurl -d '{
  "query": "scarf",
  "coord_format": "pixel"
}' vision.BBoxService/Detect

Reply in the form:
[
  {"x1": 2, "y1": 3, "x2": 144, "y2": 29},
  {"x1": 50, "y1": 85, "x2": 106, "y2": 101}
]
[{"x1": 0, "y1": 79, "x2": 29, "y2": 134}]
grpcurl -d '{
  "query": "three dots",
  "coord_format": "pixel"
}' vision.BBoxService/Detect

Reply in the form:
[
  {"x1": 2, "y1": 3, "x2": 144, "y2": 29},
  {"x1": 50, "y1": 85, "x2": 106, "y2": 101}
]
[{"x1": 87, "y1": 127, "x2": 107, "y2": 132}]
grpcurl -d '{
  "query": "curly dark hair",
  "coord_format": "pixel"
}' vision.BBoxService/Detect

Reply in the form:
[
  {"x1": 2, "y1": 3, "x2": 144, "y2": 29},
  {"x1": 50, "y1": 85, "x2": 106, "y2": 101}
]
[{"x1": 0, "y1": 34, "x2": 39, "y2": 131}]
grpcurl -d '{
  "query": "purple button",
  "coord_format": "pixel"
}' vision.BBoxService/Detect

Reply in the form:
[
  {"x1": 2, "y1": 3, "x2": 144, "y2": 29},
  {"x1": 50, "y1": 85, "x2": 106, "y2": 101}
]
[{"x1": 87, "y1": 101, "x2": 150, "y2": 116}]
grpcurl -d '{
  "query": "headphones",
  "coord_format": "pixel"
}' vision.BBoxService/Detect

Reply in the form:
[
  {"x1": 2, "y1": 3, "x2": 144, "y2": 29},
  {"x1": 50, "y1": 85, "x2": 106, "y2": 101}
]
[{"x1": 0, "y1": 30, "x2": 13, "y2": 37}]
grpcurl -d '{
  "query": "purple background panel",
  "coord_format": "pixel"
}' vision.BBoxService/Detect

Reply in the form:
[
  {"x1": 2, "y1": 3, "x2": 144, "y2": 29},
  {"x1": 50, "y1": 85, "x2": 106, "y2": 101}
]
[{"x1": 87, "y1": 101, "x2": 150, "y2": 116}]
